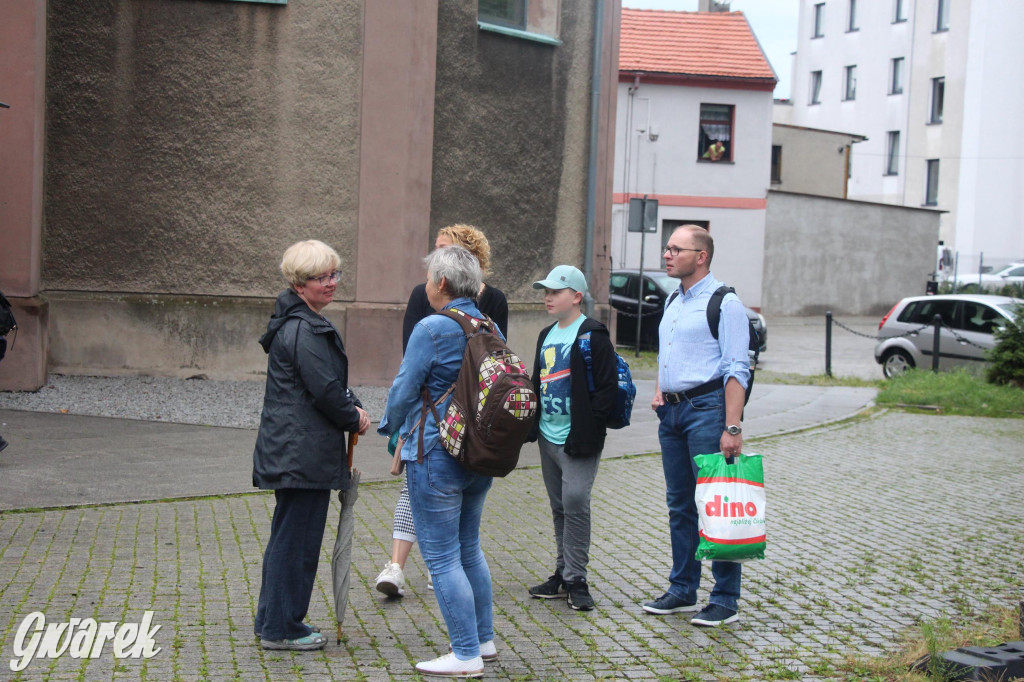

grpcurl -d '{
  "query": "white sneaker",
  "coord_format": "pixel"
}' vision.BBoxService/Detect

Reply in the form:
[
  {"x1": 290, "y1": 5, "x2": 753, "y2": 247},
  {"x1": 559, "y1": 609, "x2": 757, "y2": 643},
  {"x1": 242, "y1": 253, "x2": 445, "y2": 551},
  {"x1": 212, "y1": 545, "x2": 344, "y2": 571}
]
[
  {"x1": 375, "y1": 561, "x2": 405, "y2": 597},
  {"x1": 449, "y1": 640, "x2": 498, "y2": 662},
  {"x1": 415, "y1": 652, "x2": 484, "y2": 678}
]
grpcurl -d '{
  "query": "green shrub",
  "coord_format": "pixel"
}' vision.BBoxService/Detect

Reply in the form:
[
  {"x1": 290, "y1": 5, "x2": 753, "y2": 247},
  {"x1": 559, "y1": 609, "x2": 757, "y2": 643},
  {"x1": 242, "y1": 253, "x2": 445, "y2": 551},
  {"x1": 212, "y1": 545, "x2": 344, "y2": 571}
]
[{"x1": 987, "y1": 303, "x2": 1024, "y2": 387}]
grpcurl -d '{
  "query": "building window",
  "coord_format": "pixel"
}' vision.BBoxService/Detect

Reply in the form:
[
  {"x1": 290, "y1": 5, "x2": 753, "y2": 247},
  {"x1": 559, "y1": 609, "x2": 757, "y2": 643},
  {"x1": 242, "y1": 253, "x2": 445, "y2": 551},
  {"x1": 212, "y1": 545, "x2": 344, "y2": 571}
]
[
  {"x1": 885, "y1": 131, "x2": 900, "y2": 175},
  {"x1": 771, "y1": 145, "x2": 782, "y2": 184},
  {"x1": 478, "y1": 0, "x2": 525, "y2": 29},
  {"x1": 925, "y1": 159, "x2": 940, "y2": 205},
  {"x1": 810, "y1": 71, "x2": 822, "y2": 104},
  {"x1": 930, "y1": 77, "x2": 945, "y2": 123},
  {"x1": 477, "y1": 0, "x2": 561, "y2": 44},
  {"x1": 890, "y1": 58, "x2": 904, "y2": 94},
  {"x1": 813, "y1": 3, "x2": 825, "y2": 38},
  {"x1": 894, "y1": 0, "x2": 907, "y2": 23},
  {"x1": 844, "y1": 65, "x2": 857, "y2": 101},
  {"x1": 697, "y1": 104, "x2": 733, "y2": 162},
  {"x1": 847, "y1": 0, "x2": 858, "y2": 31},
  {"x1": 936, "y1": 0, "x2": 950, "y2": 31}
]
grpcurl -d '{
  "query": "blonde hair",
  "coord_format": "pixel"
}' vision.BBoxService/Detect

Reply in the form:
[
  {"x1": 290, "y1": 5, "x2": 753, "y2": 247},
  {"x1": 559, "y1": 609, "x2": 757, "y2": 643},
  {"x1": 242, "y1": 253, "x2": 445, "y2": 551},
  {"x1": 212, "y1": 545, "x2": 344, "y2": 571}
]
[
  {"x1": 280, "y1": 240, "x2": 341, "y2": 286},
  {"x1": 438, "y1": 224, "x2": 491, "y2": 276}
]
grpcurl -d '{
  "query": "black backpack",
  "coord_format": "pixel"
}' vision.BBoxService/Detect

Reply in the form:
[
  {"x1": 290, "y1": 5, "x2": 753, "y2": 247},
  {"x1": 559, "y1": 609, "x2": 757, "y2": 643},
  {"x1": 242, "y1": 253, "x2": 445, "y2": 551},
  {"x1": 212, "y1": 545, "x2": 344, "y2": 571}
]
[
  {"x1": 0, "y1": 290, "x2": 17, "y2": 340},
  {"x1": 667, "y1": 285, "x2": 760, "y2": 405}
]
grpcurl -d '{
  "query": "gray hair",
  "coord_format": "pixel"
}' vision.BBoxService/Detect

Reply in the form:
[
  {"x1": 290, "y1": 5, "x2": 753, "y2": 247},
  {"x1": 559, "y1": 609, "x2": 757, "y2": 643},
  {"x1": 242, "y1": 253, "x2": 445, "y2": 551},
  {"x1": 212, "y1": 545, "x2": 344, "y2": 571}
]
[{"x1": 424, "y1": 245, "x2": 482, "y2": 300}]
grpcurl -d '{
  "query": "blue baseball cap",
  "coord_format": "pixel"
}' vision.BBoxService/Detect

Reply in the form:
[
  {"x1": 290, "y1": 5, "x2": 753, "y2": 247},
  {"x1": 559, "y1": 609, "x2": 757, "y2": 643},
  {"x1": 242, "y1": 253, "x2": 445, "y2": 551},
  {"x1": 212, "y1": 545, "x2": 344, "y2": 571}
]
[{"x1": 532, "y1": 265, "x2": 589, "y2": 294}]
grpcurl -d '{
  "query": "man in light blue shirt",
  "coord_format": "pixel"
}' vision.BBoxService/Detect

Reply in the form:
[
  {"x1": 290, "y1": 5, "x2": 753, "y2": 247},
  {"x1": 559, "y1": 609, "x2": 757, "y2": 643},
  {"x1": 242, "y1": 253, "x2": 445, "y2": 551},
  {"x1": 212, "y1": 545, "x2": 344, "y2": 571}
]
[{"x1": 641, "y1": 224, "x2": 750, "y2": 627}]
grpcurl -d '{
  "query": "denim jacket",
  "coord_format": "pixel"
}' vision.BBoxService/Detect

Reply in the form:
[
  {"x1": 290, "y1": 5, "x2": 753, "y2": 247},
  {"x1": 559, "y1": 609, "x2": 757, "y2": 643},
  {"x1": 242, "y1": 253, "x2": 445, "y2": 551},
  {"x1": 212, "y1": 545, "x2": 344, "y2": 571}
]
[{"x1": 379, "y1": 297, "x2": 495, "y2": 462}]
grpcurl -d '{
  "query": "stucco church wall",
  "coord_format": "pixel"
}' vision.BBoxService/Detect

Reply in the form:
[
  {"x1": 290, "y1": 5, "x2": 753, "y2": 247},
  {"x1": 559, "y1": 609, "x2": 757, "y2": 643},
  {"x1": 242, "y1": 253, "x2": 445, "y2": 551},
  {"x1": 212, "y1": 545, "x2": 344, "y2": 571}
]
[
  {"x1": 43, "y1": 0, "x2": 363, "y2": 299},
  {"x1": 429, "y1": 4, "x2": 597, "y2": 306}
]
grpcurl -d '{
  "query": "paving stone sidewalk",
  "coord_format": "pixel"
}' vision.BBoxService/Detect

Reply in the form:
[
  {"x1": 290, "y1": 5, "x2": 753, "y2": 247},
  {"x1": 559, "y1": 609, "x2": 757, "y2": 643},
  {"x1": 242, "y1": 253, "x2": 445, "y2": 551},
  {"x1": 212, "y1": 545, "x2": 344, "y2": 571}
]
[{"x1": 1, "y1": 411, "x2": 1022, "y2": 680}]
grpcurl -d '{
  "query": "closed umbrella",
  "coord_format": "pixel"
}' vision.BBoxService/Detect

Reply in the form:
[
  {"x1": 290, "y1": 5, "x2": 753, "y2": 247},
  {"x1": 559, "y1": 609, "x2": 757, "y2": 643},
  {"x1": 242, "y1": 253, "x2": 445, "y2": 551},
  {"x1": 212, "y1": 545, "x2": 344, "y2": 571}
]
[{"x1": 331, "y1": 432, "x2": 359, "y2": 644}]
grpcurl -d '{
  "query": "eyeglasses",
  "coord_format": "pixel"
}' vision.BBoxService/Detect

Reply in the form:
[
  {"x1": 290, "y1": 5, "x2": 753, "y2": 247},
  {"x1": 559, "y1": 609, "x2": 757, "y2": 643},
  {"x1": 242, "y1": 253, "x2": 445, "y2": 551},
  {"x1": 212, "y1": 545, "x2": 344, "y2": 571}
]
[
  {"x1": 308, "y1": 270, "x2": 342, "y2": 286},
  {"x1": 664, "y1": 246, "x2": 704, "y2": 257}
]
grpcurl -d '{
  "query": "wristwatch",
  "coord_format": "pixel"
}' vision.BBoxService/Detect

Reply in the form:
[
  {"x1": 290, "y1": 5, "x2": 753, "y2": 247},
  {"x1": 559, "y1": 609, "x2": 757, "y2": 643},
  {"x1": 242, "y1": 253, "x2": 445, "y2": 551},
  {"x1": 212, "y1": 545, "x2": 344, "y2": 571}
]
[{"x1": 725, "y1": 424, "x2": 742, "y2": 436}]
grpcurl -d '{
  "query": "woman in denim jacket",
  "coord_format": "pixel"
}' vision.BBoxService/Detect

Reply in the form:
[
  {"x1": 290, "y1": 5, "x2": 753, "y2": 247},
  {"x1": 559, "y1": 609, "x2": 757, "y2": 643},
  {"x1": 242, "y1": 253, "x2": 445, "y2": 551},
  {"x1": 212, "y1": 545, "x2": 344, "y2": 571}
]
[{"x1": 378, "y1": 245, "x2": 497, "y2": 678}]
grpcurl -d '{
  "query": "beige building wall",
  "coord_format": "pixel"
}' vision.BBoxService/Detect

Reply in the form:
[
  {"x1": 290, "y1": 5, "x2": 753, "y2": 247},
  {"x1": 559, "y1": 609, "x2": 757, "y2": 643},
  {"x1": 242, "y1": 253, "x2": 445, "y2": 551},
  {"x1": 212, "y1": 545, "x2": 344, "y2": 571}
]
[{"x1": 771, "y1": 124, "x2": 864, "y2": 199}]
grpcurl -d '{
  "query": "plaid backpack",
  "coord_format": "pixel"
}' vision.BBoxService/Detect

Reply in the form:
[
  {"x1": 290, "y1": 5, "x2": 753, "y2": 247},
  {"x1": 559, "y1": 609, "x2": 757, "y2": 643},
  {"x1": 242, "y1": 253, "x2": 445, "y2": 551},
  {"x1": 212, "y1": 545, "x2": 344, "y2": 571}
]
[{"x1": 422, "y1": 309, "x2": 537, "y2": 477}]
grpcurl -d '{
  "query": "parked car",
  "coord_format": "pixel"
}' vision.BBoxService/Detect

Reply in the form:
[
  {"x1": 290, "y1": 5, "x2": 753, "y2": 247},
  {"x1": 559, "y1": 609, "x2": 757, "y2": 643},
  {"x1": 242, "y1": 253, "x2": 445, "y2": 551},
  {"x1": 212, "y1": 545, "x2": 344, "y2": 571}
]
[
  {"x1": 952, "y1": 262, "x2": 1024, "y2": 290},
  {"x1": 609, "y1": 269, "x2": 767, "y2": 354},
  {"x1": 873, "y1": 294, "x2": 1022, "y2": 378}
]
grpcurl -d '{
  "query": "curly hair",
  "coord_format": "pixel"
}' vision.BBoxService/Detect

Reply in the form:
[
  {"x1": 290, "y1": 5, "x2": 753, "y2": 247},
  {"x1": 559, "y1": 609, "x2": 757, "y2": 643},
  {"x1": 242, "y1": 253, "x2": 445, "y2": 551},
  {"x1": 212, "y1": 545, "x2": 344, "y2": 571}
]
[{"x1": 438, "y1": 224, "x2": 491, "y2": 276}]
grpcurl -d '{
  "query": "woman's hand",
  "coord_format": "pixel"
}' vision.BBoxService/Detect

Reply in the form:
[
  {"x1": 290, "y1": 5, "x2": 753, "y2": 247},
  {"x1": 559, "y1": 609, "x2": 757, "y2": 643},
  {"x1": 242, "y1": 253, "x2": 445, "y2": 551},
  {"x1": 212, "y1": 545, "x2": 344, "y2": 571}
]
[{"x1": 355, "y1": 407, "x2": 371, "y2": 435}]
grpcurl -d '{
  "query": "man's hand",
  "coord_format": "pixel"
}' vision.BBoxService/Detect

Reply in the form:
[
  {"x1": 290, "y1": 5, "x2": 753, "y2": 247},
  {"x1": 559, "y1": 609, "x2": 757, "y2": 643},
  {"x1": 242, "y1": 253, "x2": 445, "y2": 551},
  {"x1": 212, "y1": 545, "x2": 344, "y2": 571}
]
[
  {"x1": 720, "y1": 432, "x2": 742, "y2": 458},
  {"x1": 355, "y1": 407, "x2": 371, "y2": 435},
  {"x1": 651, "y1": 391, "x2": 664, "y2": 410}
]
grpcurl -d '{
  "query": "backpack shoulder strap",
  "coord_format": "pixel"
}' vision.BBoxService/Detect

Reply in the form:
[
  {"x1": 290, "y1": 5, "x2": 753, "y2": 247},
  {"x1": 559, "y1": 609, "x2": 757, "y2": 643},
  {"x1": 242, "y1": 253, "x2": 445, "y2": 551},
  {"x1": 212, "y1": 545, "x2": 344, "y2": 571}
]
[
  {"x1": 706, "y1": 285, "x2": 735, "y2": 341},
  {"x1": 666, "y1": 289, "x2": 679, "y2": 309},
  {"x1": 436, "y1": 308, "x2": 493, "y2": 338}
]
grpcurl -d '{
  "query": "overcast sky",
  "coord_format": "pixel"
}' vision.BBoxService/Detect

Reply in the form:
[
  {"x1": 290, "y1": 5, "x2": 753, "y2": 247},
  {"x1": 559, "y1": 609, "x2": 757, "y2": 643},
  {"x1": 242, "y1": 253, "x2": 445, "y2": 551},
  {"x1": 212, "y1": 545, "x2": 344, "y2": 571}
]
[{"x1": 620, "y1": 0, "x2": 800, "y2": 99}]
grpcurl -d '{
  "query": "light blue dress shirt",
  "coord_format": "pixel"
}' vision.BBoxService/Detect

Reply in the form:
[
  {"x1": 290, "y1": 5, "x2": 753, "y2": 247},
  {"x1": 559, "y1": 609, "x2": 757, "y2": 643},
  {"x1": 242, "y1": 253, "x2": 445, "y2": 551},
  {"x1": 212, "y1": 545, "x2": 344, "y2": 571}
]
[{"x1": 657, "y1": 272, "x2": 751, "y2": 393}]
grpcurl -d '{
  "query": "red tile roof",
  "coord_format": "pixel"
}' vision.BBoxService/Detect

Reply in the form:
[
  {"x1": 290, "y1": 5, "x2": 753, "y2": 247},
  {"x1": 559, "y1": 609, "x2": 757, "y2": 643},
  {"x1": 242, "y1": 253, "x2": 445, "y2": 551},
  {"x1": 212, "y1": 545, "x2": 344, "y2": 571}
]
[{"x1": 620, "y1": 9, "x2": 777, "y2": 83}]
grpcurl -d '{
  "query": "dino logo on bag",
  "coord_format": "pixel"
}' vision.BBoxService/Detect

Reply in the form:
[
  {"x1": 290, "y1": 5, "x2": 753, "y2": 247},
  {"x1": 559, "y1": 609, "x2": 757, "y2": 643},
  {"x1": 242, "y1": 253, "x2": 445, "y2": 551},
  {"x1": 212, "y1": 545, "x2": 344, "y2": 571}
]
[{"x1": 704, "y1": 495, "x2": 758, "y2": 519}]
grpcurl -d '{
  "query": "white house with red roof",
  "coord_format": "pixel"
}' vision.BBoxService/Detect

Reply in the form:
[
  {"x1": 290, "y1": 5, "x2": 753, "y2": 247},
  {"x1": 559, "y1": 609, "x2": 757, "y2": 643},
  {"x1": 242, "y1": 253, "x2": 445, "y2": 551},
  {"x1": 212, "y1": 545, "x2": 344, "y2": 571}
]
[{"x1": 613, "y1": 8, "x2": 776, "y2": 308}]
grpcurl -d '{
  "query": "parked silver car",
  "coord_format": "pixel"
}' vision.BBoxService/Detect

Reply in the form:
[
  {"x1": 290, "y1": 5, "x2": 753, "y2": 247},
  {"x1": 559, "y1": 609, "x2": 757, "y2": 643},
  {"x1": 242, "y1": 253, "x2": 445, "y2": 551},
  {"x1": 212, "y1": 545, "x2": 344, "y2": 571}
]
[
  {"x1": 873, "y1": 294, "x2": 1022, "y2": 378},
  {"x1": 952, "y1": 261, "x2": 1024, "y2": 291}
]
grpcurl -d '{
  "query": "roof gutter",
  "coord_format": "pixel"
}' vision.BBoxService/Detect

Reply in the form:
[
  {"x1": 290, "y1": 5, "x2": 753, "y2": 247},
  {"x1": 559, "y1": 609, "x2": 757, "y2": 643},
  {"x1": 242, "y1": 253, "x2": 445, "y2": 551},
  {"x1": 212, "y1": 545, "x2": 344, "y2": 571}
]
[{"x1": 583, "y1": 0, "x2": 606, "y2": 316}]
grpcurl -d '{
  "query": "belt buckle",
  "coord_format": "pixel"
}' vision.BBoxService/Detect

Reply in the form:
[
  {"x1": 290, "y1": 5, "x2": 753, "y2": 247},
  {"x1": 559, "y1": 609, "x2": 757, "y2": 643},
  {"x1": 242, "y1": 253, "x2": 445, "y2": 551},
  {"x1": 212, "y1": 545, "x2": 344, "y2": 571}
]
[{"x1": 664, "y1": 392, "x2": 681, "y2": 404}]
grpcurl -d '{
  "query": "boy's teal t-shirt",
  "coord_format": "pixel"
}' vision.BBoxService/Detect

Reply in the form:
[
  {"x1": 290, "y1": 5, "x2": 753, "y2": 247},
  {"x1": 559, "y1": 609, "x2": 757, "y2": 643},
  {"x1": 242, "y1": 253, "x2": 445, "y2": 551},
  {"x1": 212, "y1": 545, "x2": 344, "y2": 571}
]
[{"x1": 538, "y1": 314, "x2": 587, "y2": 444}]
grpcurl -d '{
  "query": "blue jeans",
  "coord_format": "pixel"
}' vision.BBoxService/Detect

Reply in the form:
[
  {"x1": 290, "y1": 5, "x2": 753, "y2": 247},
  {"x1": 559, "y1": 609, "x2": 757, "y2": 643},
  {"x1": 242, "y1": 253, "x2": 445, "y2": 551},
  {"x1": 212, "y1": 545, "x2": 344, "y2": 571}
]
[
  {"x1": 407, "y1": 445, "x2": 494, "y2": 659},
  {"x1": 656, "y1": 386, "x2": 742, "y2": 611},
  {"x1": 255, "y1": 488, "x2": 331, "y2": 640}
]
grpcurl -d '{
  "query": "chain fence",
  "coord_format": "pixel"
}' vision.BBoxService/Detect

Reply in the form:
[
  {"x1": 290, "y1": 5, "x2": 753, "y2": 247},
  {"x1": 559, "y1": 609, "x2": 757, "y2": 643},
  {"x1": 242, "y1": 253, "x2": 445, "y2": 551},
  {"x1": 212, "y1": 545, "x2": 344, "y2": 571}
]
[{"x1": 829, "y1": 315, "x2": 991, "y2": 350}]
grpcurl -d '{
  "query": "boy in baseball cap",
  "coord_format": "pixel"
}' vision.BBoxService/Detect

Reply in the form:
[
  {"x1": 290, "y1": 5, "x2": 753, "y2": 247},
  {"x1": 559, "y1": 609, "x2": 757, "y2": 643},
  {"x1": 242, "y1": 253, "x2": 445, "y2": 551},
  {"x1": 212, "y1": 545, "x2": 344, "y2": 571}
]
[{"x1": 526, "y1": 266, "x2": 617, "y2": 611}]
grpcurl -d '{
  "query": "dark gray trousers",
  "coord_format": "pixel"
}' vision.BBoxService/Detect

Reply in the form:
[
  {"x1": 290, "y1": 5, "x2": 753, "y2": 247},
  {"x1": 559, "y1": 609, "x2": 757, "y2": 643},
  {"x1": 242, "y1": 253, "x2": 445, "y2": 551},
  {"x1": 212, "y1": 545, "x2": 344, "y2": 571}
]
[{"x1": 538, "y1": 435, "x2": 602, "y2": 584}]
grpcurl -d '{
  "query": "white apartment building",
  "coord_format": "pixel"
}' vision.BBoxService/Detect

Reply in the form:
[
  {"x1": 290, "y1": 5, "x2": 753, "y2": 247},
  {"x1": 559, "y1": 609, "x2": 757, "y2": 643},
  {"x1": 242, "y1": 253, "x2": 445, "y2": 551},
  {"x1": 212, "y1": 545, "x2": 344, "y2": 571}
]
[{"x1": 785, "y1": 0, "x2": 1024, "y2": 267}]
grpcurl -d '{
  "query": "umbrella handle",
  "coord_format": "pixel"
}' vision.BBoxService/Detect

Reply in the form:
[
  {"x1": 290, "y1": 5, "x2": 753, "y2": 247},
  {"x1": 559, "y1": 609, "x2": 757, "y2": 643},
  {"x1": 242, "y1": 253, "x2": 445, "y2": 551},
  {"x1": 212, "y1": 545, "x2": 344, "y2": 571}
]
[{"x1": 347, "y1": 432, "x2": 358, "y2": 470}]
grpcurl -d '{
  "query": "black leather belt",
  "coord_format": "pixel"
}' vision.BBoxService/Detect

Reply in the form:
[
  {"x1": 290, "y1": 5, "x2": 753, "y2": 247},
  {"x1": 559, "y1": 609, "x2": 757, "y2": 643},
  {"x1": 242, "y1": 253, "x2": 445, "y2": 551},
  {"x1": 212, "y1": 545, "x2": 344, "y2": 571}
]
[{"x1": 662, "y1": 377, "x2": 724, "y2": 404}]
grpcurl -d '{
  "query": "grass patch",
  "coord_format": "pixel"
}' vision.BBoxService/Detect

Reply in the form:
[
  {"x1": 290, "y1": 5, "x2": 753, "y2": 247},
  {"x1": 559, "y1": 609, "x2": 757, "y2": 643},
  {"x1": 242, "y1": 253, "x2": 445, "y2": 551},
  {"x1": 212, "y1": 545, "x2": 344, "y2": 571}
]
[
  {"x1": 876, "y1": 368, "x2": 1024, "y2": 417},
  {"x1": 757, "y1": 370, "x2": 882, "y2": 388},
  {"x1": 836, "y1": 603, "x2": 1021, "y2": 681},
  {"x1": 617, "y1": 349, "x2": 659, "y2": 373}
]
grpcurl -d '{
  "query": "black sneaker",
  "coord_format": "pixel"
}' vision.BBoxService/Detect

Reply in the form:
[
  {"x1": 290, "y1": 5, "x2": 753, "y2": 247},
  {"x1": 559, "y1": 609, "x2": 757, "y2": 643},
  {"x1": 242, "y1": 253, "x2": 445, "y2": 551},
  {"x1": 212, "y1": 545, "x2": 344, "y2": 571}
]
[
  {"x1": 690, "y1": 604, "x2": 739, "y2": 627},
  {"x1": 565, "y1": 579, "x2": 595, "y2": 611},
  {"x1": 528, "y1": 572, "x2": 565, "y2": 599},
  {"x1": 0, "y1": 435, "x2": 7, "y2": 453}
]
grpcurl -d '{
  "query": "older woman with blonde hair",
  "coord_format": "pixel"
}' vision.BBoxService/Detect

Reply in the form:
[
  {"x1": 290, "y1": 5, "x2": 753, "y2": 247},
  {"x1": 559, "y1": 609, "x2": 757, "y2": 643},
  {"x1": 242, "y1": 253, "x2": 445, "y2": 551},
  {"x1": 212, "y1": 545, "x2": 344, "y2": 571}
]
[
  {"x1": 252, "y1": 239, "x2": 370, "y2": 651},
  {"x1": 375, "y1": 224, "x2": 509, "y2": 599}
]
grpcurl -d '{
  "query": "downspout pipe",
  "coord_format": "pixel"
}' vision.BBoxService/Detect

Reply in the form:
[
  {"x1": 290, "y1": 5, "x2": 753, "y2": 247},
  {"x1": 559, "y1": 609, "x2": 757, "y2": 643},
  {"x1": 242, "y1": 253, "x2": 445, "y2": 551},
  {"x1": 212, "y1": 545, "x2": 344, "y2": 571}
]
[{"x1": 583, "y1": 0, "x2": 606, "y2": 316}]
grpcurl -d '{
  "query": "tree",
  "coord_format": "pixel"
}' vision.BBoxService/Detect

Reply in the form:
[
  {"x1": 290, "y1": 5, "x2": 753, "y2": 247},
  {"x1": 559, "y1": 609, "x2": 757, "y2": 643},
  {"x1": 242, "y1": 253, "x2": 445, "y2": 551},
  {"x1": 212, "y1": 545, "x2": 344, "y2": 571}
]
[{"x1": 987, "y1": 304, "x2": 1024, "y2": 387}]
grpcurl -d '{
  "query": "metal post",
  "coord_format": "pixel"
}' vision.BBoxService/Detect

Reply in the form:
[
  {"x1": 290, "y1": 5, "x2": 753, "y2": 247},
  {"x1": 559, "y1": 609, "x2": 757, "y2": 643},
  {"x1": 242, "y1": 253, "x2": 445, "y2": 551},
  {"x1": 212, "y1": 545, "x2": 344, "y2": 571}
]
[
  {"x1": 825, "y1": 311, "x2": 833, "y2": 377},
  {"x1": 634, "y1": 196, "x2": 647, "y2": 358},
  {"x1": 932, "y1": 314, "x2": 942, "y2": 372}
]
